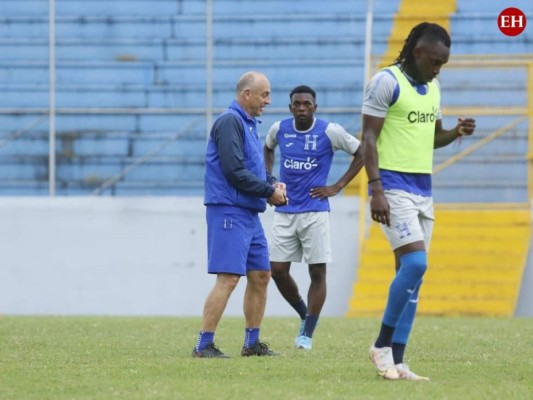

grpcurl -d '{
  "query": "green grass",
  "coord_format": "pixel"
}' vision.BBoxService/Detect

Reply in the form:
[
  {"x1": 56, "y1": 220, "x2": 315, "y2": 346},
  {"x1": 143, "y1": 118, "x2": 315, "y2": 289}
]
[{"x1": 1, "y1": 316, "x2": 532, "y2": 399}]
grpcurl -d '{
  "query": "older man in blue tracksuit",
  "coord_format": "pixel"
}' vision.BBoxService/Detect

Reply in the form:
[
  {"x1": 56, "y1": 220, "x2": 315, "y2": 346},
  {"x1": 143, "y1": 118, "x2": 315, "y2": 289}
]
[{"x1": 192, "y1": 71, "x2": 287, "y2": 358}]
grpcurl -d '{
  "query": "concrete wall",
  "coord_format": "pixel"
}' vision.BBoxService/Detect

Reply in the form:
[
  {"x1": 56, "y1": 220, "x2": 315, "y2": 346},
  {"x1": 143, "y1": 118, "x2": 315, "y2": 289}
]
[
  {"x1": 0, "y1": 197, "x2": 363, "y2": 317},
  {"x1": 1, "y1": 197, "x2": 531, "y2": 317}
]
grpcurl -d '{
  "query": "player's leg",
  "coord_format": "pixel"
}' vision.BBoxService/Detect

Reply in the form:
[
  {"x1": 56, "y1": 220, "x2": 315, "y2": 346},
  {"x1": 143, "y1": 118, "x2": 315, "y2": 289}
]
[
  {"x1": 370, "y1": 190, "x2": 428, "y2": 378},
  {"x1": 269, "y1": 212, "x2": 307, "y2": 321},
  {"x1": 241, "y1": 212, "x2": 277, "y2": 356},
  {"x1": 271, "y1": 261, "x2": 307, "y2": 318},
  {"x1": 193, "y1": 273, "x2": 240, "y2": 357},
  {"x1": 296, "y1": 212, "x2": 331, "y2": 350},
  {"x1": 194, "y1": 205, "x2": 248, "y2": 358},
  {"x1": 393, "y1": 280, "x2": 429, "y2": 380},
  {"x1": 299, "y1": 262, "x2": 326, "y2": 343},
  {"x1": 392, "y1": 196, "x2": 434, "y2": 380},
  {"x1": 307, "y1": 263, "x2": 327, "y2": 316},
  {"x1": 201, "y1": 274, "x2": 241, "y2": 332},
  {"x1": 391, "y1": 252, "x2": 412, "y2": 365},
  {"x1": 370, "y1": 241, "x2": 426, "y2": 378}
]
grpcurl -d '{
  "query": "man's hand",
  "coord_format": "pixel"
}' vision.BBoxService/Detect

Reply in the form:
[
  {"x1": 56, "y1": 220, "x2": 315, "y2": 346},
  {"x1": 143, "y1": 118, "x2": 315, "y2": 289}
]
[
  {"x1": 370, "y1": 190, "x2": 391, "y2": 227},
  {"x1": 456, "y1": 117, "x2": 476, "y2": 137},
  {"x1": 268, "y1": 183, "x2": 288, "y2": 206},
  {"x1": 310, "y1": 184, "x2": 341, "y2": 199},
  {"x1": 274, "y1": 182, "x2": 286, "y2": 195}
]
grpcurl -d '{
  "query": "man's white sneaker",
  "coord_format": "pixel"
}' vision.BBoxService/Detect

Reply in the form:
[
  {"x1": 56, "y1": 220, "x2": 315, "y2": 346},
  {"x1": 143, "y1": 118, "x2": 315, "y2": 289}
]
[
  {"x1": 369, "y1": 345, "x2": 400, "y2": 380},
  {"x1": 395, "y1": 363, "x2": 430, "y2": 381},
  {"x1": 295, "y1": 335, "x2": 312, "y2": 350}
]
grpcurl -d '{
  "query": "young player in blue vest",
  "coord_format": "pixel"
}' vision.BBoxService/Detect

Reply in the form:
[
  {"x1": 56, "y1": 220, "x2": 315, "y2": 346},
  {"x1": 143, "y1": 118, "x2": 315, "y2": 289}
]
[
  {"x1": 193, "y1": 71, "x2": 287, "y2": 358},
  {"x1": 363, "y1": 22, "x2": 476, "y2": 380},
  {"x1": 264, "y1": 85, "x2": 364, "y2": 350}
]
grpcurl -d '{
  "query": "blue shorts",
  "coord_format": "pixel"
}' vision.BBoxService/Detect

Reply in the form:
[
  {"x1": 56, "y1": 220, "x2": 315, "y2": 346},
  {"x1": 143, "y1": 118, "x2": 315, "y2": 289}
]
[{"x1": 206, "y1": 205, "x2": 270, "y2": 276}]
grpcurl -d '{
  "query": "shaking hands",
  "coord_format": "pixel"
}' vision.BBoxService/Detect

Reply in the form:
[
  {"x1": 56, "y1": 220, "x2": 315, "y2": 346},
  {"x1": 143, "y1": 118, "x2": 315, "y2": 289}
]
[{"x1": 268, "y1": 182, "x2": 288, "y2": 206}]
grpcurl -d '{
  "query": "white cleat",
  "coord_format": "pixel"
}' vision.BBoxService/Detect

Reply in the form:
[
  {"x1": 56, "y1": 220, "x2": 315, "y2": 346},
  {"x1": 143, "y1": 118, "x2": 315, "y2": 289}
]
[
  {"x1": 395, "y1": 363, "x2": 430, "y2": 381},
  {"x1": 295, "y1": 335, "x2": 312, "y2": 350},
  {"x1": 369, "y1": 345, "x2": 400, "y2": 380}
]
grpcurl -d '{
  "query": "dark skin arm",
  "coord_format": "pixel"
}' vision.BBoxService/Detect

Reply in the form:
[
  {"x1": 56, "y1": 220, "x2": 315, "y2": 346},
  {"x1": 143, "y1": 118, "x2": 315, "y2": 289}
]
[
  {"x1": 434, "y1": 117, "x2": 476, "y2": 148},
  {"x1": 263, "y1": 144, "x2": 288, "y2": 205},
  {"x1": 264, "y1": 144, "x2": 275, "y2": 177},
  {"x1": 310, "y1": 146, "x2": 365, "y2": 199},
  {"x1": 361, "y1": 114, "x2": 390, "y2": 226}
]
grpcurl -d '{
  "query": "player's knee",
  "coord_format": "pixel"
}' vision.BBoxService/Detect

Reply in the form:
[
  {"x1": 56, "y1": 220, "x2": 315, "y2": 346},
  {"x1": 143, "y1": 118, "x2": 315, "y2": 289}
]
[
  {"x1": 246, "y1": 270, "x2": 271, "y2": 289},
  {"x1": 217, "y1": 273, "x2": 241, "y2": 291},
  {"x1": 256, "y1": 270, "x2": 271, "y2": 286},
  {"x1": 399, "y1": 251, "x2": 427, "y2": 279},
  {"x1": 270, "y1": 263, "x2": 289, "y2": 280},
  {"x1": 271, "y1": 270, "x2": 288, "y2": 284},
  {"x1": 309, "y1": 263, "x2": 326, "y2": 282}
]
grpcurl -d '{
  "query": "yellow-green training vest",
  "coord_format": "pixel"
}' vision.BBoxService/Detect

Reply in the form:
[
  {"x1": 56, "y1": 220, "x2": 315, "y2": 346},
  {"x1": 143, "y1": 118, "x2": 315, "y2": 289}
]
[{"x1": 377, "y1": 65, "x2": 440, "y2": 174}]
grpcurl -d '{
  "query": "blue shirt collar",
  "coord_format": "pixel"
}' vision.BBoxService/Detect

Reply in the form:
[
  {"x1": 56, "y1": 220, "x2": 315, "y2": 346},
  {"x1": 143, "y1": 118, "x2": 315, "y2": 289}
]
[{"x1": 229, "y1": 99, "x2": 260, "y2": 126}]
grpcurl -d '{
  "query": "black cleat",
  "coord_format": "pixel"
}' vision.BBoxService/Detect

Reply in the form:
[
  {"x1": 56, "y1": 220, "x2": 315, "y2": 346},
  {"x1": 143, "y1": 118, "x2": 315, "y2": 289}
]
[
  {"x1": 241, "y1": 342, "x2": 279, "y2": 357},
  {"x1": 192, "y1": 343, "x2": 230, "y2": 358}
]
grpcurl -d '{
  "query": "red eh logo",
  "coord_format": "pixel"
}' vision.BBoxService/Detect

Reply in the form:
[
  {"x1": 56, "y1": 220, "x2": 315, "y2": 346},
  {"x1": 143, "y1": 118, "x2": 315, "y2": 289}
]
[{"x1": 498, "y1": 7, "x2": 527, "y2": 36}]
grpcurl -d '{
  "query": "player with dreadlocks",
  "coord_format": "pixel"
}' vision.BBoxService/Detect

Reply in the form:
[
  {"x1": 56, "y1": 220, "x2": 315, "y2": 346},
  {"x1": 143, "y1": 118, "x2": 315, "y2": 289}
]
[{"x1": 361, "y1": 22, "x2": 476, "y2": 380}]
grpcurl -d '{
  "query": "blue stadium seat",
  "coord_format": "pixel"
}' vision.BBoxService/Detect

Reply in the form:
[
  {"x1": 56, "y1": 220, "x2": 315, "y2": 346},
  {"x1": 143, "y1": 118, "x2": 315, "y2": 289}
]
[
  {"x1": 132, "y1": 137, "x2": 207, "y2": 158},
  {"x1": 0, "y1": 61, "x2": 157, "y2": 86},
  {"x1": 456, "y1": 1, "x2": 533, "y2": 13},
  {"x1": 0, "y1": 159, "x2": 47, "y2": 180},
  {"x1": 55, "y1": 1, "x2": 193, "y2": 17},
  {"x1": 0, "y1": 38, "x2": 168, "y2": 62},
  {"x1": 0, "y1": 0, "x2": 527, "y2": 197}
]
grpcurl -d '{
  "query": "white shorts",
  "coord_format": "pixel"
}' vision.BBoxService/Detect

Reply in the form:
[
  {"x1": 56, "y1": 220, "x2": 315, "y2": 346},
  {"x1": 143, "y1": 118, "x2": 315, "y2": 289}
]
[
  {"x1": 269, "y1": 211, "x2": 332, "y2": 264},
  {"x1": 379, "y1": 189, "x2": 434, "y2": 251}
]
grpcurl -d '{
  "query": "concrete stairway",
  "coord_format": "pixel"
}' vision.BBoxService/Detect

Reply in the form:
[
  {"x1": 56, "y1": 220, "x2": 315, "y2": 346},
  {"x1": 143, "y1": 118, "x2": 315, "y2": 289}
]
[{"x1": 347, "y1": 206, "x2": 531, "y2": 317}]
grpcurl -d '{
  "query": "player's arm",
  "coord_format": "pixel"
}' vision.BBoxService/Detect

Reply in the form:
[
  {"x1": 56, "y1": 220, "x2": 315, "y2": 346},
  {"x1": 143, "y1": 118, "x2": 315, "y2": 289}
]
[
  {"x1": 263, "y1": 144, "x2": 275, "y2": 181},
  {"x1": 264, "y1": 143, "x2": 286, "y2": 204},
  {"x1": 434, "y1": 117, "x2": 476, "y2": 149},
  {"x1": 216, "y1": 116, "x2": 275, "y2": 198},
  {"x1": 264, "y1": 122, "x2": 280, "y2": 182},
  {"x1": 310, "y1": 123, "x2": 364, "y2": 199},
  {"x1": 359, "y1": 71, "x2": 395, "y2": 226},
  {"x1": 362, "y1": 114, "x2": 390, "y2": 226},
  {"x1": 263, "y1": 123, "x2": 288, "y2": 205},
  {"x1": 310, "y1": 147, "x2": 364, "y2": 199},
  {"x1": 340, "y1": 146, "x2": 365, "y2": 188}
]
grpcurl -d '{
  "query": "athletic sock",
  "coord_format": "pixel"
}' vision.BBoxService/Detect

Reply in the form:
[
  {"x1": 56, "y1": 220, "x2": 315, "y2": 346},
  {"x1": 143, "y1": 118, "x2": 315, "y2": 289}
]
[
  {"x1": 382, "y1": 251, "x2": 427, "y2": 328},
  {"x1": 392, "y1": 280, "x2": 422, "y2": 362},
  {"x1": 374, "y1": 323, "x2": 395, "y2": 348},
  {"x1": 392, "y1": 342, "x2": 406, "y2": 364},
  {"x1": 303, "y1": 314, "x2": 319, "y2": 338},
  {"x1": 244, "y1": 328, "x2": 260, "y2": 348},
  {"x1": 291, "y1": 298, "x2": 308, "y2": 320},
  {"x1": 195, "y1": 331, "x2": 215, "y2": 351}
]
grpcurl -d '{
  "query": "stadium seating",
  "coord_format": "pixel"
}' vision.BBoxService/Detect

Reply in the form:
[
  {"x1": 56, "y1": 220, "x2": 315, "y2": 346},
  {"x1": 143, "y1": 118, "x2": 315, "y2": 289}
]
[
  {"x1": 0, "y1": 0, "x2": 401, "y2": 195},
  {"x1": 0, "y1": 0, "x2": 531, "y2": 197}
]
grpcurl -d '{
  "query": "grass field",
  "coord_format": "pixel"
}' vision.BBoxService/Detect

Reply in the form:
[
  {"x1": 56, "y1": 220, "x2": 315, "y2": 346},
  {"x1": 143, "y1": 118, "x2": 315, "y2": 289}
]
[{"x1": 1, "y1": 316, "x2": 532, "y2": 400}]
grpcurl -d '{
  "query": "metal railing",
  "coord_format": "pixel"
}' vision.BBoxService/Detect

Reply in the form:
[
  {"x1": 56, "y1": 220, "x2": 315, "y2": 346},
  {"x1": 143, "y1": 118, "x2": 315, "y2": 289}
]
[{"x1": 90, "y1": 118, "x2": 202, "y2": 196}]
